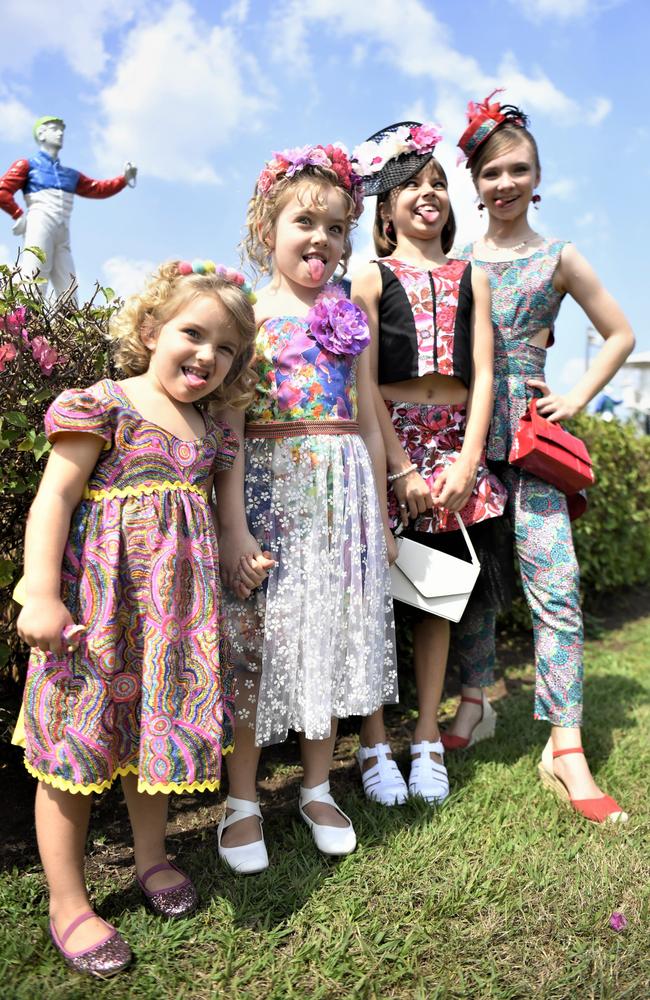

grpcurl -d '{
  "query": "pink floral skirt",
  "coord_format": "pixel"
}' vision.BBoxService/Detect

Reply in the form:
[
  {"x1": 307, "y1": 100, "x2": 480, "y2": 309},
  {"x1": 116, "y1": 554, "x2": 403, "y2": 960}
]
[{"x1": 386, "y1": 400, "x2": 508, "y2": 533}]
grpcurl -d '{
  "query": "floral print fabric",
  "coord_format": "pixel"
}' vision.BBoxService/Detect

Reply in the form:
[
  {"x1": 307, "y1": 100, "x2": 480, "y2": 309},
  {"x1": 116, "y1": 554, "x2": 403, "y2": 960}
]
[{"x1": 224, "y1": 317, "x2": 398, "y2": 746}]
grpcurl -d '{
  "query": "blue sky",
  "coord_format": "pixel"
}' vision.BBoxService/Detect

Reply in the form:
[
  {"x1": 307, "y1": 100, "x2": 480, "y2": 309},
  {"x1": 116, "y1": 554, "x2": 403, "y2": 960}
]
[{"x1": 0, "y1": 0, "x2": 648, "y2": 405}]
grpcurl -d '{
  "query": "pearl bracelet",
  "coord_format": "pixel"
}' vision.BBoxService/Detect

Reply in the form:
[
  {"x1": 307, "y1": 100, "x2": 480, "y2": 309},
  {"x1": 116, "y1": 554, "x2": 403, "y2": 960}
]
[{"x1": 387, "y1": 463, "x2": 417, "y2": 483}]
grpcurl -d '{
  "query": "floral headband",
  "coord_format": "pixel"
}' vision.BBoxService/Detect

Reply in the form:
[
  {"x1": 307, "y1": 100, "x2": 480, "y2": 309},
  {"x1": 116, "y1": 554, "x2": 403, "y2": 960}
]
[
  {"x1": 457, "y1": 89, "x2": 529, "y2": 166},
  {"x1": 351, "y1": 122, "x2": 443, "y2": 197},
  {"x1": 256, "y1": 144, "x2": 364, "y2": 217},
  {"x1": 177, "y1": 260, "x2": 256, "y2": 303}
]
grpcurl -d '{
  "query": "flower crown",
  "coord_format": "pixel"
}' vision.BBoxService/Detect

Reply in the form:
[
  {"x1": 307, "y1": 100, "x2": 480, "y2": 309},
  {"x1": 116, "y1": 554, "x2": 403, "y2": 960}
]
[
  {"x1": 351, "y1": 123, "x2": 442, "y2": 178},
  {"x1": 256, "y1": 144, "x2": 364, "y2": 216},
  {"x1": 177, "y1": 260, "x2": 256, "y2": 303},
  {"x1": 457, "y1": 89, "x2": 529, "y2": 166}
]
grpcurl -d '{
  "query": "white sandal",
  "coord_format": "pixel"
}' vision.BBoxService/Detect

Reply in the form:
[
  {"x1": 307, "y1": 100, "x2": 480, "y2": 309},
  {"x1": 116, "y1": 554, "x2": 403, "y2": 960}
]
[
  {"x1": 408, "y1": 740, "x2": 450, "y2": 804},
  {"x1": 217, "y1": 796, "x2": 269, "y2": 874},
  {"x1": 356, "y1": 743, "x2": 408, "y2": 805},
  {"x1": 298, "y1": 781, "x2": 357, "y2": 856}
]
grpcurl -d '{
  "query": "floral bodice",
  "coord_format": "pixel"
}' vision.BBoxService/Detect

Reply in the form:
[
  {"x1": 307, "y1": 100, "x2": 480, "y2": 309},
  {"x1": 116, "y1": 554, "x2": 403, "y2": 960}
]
[
  {"x1": 454, "y1": 240, "x2": 567, "y2": 353},
  {"x1": 246, "y1": 316, "x2": 359, "y2": 423}
]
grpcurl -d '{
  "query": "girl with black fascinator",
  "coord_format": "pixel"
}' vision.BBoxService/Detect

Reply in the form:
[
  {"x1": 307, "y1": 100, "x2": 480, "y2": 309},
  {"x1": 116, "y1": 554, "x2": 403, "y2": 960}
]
[{"x1": 350, "y1": 123, "x2": 511, "y2": 808}]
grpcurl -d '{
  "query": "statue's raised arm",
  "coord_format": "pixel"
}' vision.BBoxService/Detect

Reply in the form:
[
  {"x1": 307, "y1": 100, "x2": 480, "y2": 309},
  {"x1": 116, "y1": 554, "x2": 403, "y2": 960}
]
[{"x1": 0, "y1": 117, "x2": 137, "y2": 298}]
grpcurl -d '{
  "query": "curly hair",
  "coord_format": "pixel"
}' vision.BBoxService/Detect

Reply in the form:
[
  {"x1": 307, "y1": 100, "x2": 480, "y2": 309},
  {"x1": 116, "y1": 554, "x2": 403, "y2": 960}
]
[
  {"x1": 107, "y1": 261, "x2": 257, "y2": 409},
  {"x1": 372, "y1": 158, "x2": 457, "y2": 257},
  {"x1": 242, "y1": 168, "x2": 360, "y2": 278}
]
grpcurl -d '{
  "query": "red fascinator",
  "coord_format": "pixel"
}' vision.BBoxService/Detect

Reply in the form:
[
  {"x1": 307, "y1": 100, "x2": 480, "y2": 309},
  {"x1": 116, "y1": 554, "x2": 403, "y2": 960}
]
[{"x1": 457, "y1": 89, "x2": 529, "y2": 166}]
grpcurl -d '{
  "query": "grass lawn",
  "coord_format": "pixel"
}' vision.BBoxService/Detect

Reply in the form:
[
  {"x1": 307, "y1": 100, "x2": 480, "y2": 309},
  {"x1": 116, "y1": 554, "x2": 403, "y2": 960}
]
[{"x1": 0, "y1": 599, "x2": 648, "y2": 999}]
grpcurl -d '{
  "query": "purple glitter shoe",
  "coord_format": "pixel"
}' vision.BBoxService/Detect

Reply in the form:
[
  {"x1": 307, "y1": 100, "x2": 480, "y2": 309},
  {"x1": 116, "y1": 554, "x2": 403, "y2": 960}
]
[
  {"x1": 50, "y1": 910, "x2": 132, "y2": 977},
  {"x1": 137, "y1": 861, "x2": 198, "y2": 918}
]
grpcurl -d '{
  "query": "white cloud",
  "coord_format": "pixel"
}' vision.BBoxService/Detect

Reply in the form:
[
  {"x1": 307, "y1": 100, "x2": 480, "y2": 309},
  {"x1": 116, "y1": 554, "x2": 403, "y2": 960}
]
[
  {"x1": 0, "y1": 243, "x2": 13, "y2": 266},
  {"x1": 271, "y1": 0, "x2": 608, "y2": 127},
  {"x1": 102, "y1": 255, "x2": 156, "y2": 297},
  {"x1": 560, "y1": 355, "x2": 588, "y2": 387},
  {"x1": 0, "y1": 88, "x2": 34, "y2": 142},
  {"x1": 545, "y1": 178, "x2": 576, "y2": 200},
  {"x1": 511, "y1": 0, "x2": 591, "y2": 20},
  {"x1": 0, "y1": 1, "x2": 144, "y2": 79},
  {"x1": 92, "y1": 1, "x2": 272, "y2": 184},
  {"x1": 585, "y1": 97, "x2": 612, "y2": 125},
  {"x1": 577, "y1": 211, "x2": 596, "y2": 226}
]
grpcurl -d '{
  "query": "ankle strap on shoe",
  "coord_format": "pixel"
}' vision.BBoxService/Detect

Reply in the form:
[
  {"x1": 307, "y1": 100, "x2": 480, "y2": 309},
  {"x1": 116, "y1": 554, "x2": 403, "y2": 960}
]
[
  {"x1": 552, "y1": 746, "x2": 585, "y2": 759},
  {"x1": 461, "y1": 695, "x2": 482, "y2": 706},
  {"x1": 410, "y1": 740, "x2": 444, "y2": 757},
  {"x1": 225, "y1": 796, "x2": 262, "y2": 817},
  {"x1": 357, "y1": 742, "x2": 392, "y2": 762},
  {"x1": 299, "y1": 780, "x2": 333, "y2": 807},
  {"x1": 60, "y1": 911, "x2": 102, "y2": 947}
]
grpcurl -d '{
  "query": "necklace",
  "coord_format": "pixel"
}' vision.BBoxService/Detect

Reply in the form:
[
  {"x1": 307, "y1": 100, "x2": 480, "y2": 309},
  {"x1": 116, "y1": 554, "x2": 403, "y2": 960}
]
[{"x1": 481, "y1": 233, "x2": 539, "y2": 253}]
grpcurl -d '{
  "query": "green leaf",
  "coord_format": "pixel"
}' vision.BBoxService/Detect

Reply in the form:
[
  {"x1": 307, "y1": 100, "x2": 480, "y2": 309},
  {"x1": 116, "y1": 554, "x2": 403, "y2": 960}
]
[
  {"x1": 3, "y1": 411, "x2": 29, "y2": 428},
  {"x1": 0, "y1": 558, "x2": 16, "y2": 588},
  {"x1": 23, "y1": 245, "x2": 46, "y2": 263},
  {"x1": 32, "y1": 433, "x2": 50, "y2": 461}
]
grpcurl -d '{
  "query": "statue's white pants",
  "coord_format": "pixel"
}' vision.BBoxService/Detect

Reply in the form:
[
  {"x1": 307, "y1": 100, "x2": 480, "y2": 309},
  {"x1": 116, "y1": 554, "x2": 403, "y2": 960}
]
[{"x1": 21, "y1": 208, "x2": 77, "y2": 298}]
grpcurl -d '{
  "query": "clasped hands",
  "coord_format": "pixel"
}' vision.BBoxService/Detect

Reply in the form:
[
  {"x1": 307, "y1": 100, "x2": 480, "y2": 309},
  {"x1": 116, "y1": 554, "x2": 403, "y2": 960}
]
[
  {"x1": 391, "y1": 459, "x2": 476, "y2": 528},
  {"x1": 220, "y1": 531, "x2": 275, "y2": 600}
]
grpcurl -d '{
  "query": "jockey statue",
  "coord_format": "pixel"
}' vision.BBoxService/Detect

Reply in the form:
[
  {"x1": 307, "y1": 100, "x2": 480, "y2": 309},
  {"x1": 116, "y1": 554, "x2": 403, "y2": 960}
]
[{"x1": 0, "y1": 116, "x2": 137, "y2": 297}]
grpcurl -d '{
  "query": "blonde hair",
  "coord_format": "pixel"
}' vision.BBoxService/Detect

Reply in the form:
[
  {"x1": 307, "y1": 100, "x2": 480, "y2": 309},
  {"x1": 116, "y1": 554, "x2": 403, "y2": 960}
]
[
  {"x1": 108, "y1": 261, "x2": 256, "y2": 408},
  {"x1": 242, "y1": 169, "x2": 359, "y2": 277},
  {"x1": 372, "y1": 158, "x2": 456, "y2": 258},
  {"x1": 468, "y1": 124, "x2": 541, "y2": 184}
]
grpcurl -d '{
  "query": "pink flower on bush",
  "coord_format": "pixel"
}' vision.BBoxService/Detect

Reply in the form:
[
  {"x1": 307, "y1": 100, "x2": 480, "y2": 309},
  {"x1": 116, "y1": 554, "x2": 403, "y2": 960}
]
[
  {"x1": 29, "y1": 335, "x2": 60, "y2": 376},
  {"x1": 0, "y1": 341, "x2": 17, "y2": 372},
  {"x1": 1, "y1": 307, "x2": 27, "y2": 335}
]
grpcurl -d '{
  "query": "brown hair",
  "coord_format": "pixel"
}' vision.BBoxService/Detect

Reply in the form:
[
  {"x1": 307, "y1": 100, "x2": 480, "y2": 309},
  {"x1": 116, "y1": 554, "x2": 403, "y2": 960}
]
[
  {"x1": 468, "y1": 123, "x2": 541, "y2": 184},
  {"x1": 372, "y1": 158, "x2": 456, "y2": 258},
  {"x1": 108, "y1": 261, "x2": 257, "y2": 408},
  {"x1": 242, "y1": 169, "x2": 359, "y2": 277}
]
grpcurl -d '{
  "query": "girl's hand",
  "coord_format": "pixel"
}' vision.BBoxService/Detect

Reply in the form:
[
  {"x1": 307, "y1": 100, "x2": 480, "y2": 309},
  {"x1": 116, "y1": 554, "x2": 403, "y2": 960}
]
[
  {"x1": 219, "y1": 529, "x2": 272, "y2": 599},
  {"x1": 391, "y1": 470, "x2": 434, "y2": 526},
  {"x1": 527, "y1": 380, "x2": 582, "y2": 422},
  {"x1": 384, "y1": 526, "x2": 398, "y2": 565},
  {"x1": 237, "y1": 550, "x2": 275, "y2": 598},
  {"x1": 17, "y1": 598, "x2": 74, "y2": 657},
  {"x1": 431, "y1": 459, "x2": 477, "y2": 513}
]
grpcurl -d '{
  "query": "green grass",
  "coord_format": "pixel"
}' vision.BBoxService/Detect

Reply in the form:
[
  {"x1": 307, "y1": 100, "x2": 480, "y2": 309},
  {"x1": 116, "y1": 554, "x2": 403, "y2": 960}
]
[{"x1": 1, "y1": 612, "x2": 649, "y2": 999}]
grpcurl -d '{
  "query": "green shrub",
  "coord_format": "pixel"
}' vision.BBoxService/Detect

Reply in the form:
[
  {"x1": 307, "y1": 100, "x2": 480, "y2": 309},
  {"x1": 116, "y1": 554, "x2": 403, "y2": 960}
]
[
  {"x1": 0, "y1": 262, "x2": 119, "y2": 680},
  {"x1": 500, "y1": 412, "x2": 650, "y2": 632}
]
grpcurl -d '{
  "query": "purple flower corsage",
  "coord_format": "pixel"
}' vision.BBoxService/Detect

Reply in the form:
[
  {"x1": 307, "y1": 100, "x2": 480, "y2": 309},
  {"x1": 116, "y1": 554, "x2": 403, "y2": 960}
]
[{"x1": 307, "y1": 285, "x2": 370, "y2": 357}]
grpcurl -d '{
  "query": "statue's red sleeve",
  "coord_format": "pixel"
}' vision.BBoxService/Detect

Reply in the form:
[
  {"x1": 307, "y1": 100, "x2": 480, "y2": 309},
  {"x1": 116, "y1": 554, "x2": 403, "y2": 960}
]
[
  {"x1": 75, "y1": 173, "x2": 127, "y2": 199},
  {"x1": 0, "y1": 159, "x2": 30, "y2": 218}
]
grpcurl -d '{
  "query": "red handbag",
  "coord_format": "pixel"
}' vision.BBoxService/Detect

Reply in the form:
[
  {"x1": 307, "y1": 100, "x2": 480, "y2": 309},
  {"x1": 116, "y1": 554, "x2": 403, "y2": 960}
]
[{"x1": 508, "y1": 398, "x2": 595, "y2": 494}]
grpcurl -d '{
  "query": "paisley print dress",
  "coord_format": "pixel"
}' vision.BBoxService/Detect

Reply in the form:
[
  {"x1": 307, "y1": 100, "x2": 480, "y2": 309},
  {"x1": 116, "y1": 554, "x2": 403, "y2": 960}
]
[{"x1": 20, "y1": 379, "x2": 237, "y2": 794}]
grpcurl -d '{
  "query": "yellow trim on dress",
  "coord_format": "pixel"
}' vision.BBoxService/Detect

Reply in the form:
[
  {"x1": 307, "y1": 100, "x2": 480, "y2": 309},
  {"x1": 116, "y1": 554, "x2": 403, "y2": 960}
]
[
  {"x1": 22, "y1": 743, "x2": 233, "y2": 796},
  {"x1": 82, "y1": 480, "x2": 208, "y2": 502}
]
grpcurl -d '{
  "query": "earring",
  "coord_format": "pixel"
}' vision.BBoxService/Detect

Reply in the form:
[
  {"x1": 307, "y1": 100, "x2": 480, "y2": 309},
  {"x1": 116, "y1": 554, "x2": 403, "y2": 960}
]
[
  {"x1": 477, "y1": 202, "x2": 485, "y2": 214},
  {"x1": 385, "y1": 219, "x2": 395, "y2": 240},
  {"x1": 532, "y1": 194, "x2": 541, "y2": 209}
]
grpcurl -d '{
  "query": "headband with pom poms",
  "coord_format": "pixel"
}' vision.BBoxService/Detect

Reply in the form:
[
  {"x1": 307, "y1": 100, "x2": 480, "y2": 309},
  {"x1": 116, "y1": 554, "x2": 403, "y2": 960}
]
[
  {"x1": 351, "y1": 121, "x2": 443, "y2": 197},
  {"x1": 457, "y1": 89, "x2": 529, "y2": 166}
]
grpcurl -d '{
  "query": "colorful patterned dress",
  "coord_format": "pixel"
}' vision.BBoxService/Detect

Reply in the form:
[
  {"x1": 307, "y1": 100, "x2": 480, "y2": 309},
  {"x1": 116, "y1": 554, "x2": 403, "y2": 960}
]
[
  {"x1": 20, "y1": 378, "x2": 237, "y2": 794},
  {"x1": 452, "y1": 240, "x2": 584, "y2": 726},
  {"x1": 224, "y1": 314, "x2": 398, "y2": 747}
]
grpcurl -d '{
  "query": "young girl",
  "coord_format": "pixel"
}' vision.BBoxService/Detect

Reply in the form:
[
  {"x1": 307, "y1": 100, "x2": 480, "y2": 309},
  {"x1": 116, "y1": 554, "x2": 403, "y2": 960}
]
[
  {"x1": 351, "y1": 122, "x2": 509, "y2": 806},
  {"x1": 214, "y1": 144, "x2": 398, "y2": 873},
  {"x1": 15, "y1": 260, "x2": 257, "y2": 975},
  {"x1": 447, "y1": 93, "x2": 635, "y2": 822}
]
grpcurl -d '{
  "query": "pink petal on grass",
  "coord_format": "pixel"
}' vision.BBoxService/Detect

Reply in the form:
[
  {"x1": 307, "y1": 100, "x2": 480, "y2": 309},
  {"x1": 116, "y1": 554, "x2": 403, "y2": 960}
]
[{"x1": 609, "y1": 911, "x2": 627, "y2": 932}]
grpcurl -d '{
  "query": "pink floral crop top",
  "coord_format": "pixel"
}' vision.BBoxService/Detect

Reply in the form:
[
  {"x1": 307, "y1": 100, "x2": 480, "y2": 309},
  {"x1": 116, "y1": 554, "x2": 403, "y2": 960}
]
[{"x1": 375, "y1": 257, "x2": 473, "y2": 386}]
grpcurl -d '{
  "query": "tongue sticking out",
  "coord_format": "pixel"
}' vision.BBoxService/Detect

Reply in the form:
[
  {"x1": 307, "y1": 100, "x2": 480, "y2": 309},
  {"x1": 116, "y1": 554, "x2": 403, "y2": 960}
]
[
  {"x1": 418, "y1": 207, "x2": 438, "y2": 223},
  {"x1": 307, "y1": 257, "x2": 325, "y2": 282}
]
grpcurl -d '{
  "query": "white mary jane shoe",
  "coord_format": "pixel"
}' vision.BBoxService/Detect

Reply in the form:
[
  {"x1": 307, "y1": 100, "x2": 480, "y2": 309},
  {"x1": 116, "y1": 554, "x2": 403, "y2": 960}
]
[
  {"x1": 298, "y1": 780, "x2": 357, "y2": 856},
  {"x1": 408, "y1": 740, "x2": 450, "y2": 805},
  {"x1": 356, "y1": 742, "x2": 408, "y2": 806},
  {"x1": 217, "y1": 796, "x2": 269, "y2": 874}
]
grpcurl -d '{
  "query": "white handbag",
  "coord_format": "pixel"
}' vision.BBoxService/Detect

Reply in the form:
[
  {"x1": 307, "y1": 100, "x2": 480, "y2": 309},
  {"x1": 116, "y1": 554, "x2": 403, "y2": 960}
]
[{"x1": 390, "y1": 513, "x2": 481, "y2": 623}]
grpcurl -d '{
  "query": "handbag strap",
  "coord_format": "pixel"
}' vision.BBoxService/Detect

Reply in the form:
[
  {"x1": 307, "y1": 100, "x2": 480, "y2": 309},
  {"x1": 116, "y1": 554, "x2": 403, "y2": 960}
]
[{"x1": 394, "y1": 512, "x2": 480, "y2": 567}]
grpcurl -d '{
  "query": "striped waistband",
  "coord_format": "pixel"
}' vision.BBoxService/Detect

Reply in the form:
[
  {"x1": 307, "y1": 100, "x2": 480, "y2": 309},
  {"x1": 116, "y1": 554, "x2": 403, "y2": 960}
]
[{"x1": 245, "y1": 419, "x2": 360, "y2": 440}]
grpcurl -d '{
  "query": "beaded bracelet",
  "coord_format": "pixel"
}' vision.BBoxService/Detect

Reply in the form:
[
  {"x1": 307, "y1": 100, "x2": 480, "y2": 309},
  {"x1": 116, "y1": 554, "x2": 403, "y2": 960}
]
[{"x1": 387, "y1": 464, "x2": 417, "y2": 483}]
